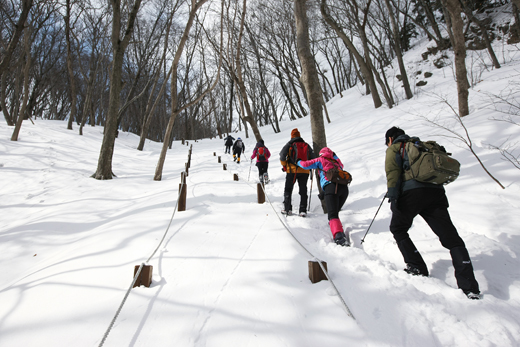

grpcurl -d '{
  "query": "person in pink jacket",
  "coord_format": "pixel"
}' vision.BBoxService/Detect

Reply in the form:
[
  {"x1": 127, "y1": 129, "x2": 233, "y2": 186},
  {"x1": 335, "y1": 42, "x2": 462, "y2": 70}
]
[
  {"x1": 251, "y1": 139, "x2": 271, "y2": 184},
  {"x1": 297, "y1": 147, "x2": 350, "y2": 246}
]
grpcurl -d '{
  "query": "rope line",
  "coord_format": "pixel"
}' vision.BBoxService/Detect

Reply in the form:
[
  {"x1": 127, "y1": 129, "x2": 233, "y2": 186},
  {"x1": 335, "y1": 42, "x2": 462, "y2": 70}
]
[
  {"x1": 233, "y1": 167, "x2": 355, "y2": 320},
  {"x1": 98, "y1": 149, "x2": 190, "y2": 347},
  {"x1": 98, "y1": 263, "x2": 144, "y2": 347}
]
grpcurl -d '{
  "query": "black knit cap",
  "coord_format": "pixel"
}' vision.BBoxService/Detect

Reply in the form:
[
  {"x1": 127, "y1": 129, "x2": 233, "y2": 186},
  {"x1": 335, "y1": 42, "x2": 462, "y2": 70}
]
[{"x1": 385, "y1": 126, "x2": 405, "y2": 145}]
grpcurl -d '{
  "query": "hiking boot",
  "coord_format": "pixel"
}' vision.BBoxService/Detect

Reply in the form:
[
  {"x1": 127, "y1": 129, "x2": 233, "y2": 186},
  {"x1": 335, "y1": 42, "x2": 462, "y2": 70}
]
[
  {"x1": 299, "y1": 212, "x2": 307, "y2": 218},
  {"x1": 463, "y1": 290, "x2": 483, "y2": 300},
  {"x1": 404, "y1": 263, "x2": 428, "y2": 277},
  {"x1": 233, "y1": 155, "x2": 237, "y2": 162},
  {"x1": 334, "y1": 232, "x2": 350, "y2": 247},
  {"x1": 263, "y1": 173, "x2": 270, "y2": 184},
  {"x1": 259, "y1": 175, "x2": 264, "y2": 184},
  {"x1": 281, "y1": 209, "x2": 292, "y2": 216}
]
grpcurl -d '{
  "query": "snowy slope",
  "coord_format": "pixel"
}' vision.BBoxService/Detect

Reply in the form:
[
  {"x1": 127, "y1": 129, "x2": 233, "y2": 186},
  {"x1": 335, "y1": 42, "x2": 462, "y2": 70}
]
[{"x1": 1, "y1": 38, "x2": 520, "y2": 346}]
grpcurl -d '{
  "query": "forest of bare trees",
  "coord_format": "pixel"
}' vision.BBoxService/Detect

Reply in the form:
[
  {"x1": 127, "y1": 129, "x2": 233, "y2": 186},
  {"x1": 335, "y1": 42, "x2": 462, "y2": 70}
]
[{"x1": 1, "y1": 0, "x2": 517, "y2": 179}]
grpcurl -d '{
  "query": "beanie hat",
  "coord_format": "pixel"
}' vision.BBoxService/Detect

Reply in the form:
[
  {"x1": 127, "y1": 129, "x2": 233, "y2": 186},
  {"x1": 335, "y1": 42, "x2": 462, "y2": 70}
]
[
  {"x1": 385, "y1": 126, "x2": 405, "y2": 145},
  {"x1": 291, "y1": 128, "x2": 301, "y2": 138},
  {"x1": 319, "y1": 147, "x2": 333, "y2": 158}
]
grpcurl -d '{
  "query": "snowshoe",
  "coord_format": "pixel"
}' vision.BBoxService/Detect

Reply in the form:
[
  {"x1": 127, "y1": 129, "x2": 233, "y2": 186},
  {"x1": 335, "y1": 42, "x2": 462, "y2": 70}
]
[
  {"x1": 281, "y1": 209, "x2": 292, "y2": 216},
  {"x1": 299, "y1": 212, "x2": 307, "y2": 218},
  {"x1": 333, "y1": 232, "x2": 350, "y2": 247},
  {"x1": 404, "y1": 263, "x2": 428, "y2": 277},
  {"x1": 463, "y1": 290, "x2": 483, "y2": 300},
  {"x1": 263, "y1": 173, "x2": 270, "y2": 184}
]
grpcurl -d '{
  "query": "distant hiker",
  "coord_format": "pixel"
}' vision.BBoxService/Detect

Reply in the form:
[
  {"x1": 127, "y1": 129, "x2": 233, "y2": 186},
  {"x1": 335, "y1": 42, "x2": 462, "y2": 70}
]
[
  {"x1": 297, "y1": 147, "x2": 351, "y2": 246},
  {"x1": 279, "y1": 128, "x2": 314, "y2": 217},
  {"x1": 224, "y1": 134, "x2": 235, "y2": 154},
  {"x1": 233, "y1": 137, "x2": 245, "y2": 164},
  {"x1": 385, "y1": 126, "x2": 481, "y2": 300},
  {"x1": 251, "y1": 139, "x2": 271, "y2": 184}
]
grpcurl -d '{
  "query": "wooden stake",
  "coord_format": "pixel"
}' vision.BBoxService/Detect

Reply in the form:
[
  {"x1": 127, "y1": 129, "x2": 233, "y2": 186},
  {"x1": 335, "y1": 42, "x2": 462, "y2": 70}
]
[
  {"x1": 218, "y1": 156, "x2": 221, "y2": 163},
  {"x1": 178, "y1": 183, "x2": 187, "y2": 211},
  {"x1": 223, "y1": 164, "x2": 227, "y2": 170},
  {"x1": 308, "y1": 260, "x2": 328, "y2": 283},
  {"x1": 133, "y1": 265, "x2": 153, "y2": 287},
  {"x1": 233, "y1": 174, "x2": 239, "y2": 181},
  {"x1": 257, "y1": 183, "x2": 265, "y2": 204}
]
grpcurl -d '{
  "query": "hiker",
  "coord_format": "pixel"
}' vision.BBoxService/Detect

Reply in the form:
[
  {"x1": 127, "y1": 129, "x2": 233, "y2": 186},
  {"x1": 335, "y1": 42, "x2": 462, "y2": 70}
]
[
  {"x1": 224, "y1": 134, "x2": 235, "y2": 154},
  {"x1": 233, "y1": 137, "x2": 245, "y2": 164},
  {"x1": 297, "y1": 147, "x2": 350, "y2": 246},
  {"x1": 279, "y1": 128, "x2": 314, "y2": 217},
  {"x1": 385, "y1": 126, "x2": 481, "y2": 300},
  {"x1": 251, "y1": 139, "x2": 271, "y2": 184}
]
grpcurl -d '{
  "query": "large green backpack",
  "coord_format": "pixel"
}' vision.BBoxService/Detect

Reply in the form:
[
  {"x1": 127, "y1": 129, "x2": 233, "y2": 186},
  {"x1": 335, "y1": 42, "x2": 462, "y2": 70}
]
[{"x1": 402, "y1": 140, "x2": 460, "y2": 185}]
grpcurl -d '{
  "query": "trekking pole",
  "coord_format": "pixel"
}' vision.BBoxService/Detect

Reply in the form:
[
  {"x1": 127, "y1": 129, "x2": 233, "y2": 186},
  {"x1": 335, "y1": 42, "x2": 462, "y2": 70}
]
[
  {"x1": 308, "y1": 169, "x2": 314, "y2": 211},
  {"x1": 360, "y1": 195, "x2": 387, "y2": 244},
  {"x1": 248, "y1": 159, "x2": 253, "y2": 181}
]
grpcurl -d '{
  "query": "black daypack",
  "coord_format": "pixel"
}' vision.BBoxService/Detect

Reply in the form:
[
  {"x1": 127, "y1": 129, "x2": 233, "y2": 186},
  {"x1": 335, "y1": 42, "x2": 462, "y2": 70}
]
[{"x1": 401, "y1": 140, "x2": 460, "y2": 185}]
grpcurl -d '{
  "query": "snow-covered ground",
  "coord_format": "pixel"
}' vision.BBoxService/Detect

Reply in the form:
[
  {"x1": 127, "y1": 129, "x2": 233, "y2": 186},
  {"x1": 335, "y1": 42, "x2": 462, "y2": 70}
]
[{"x1": 1, "y1": 38, "x2": 520, "y2": 346}]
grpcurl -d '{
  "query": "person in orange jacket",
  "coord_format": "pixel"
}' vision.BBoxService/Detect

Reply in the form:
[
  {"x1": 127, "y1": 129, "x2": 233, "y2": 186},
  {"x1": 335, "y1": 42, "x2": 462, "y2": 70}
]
[{"x1": 279, "y1": 128, "x2": 314, "y2": 216}]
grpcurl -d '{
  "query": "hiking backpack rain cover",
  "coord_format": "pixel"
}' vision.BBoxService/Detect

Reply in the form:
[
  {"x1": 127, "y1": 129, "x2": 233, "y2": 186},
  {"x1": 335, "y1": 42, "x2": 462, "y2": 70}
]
[
  {"x1": 257, "y1": 146, "x2": 266, "y2": 161},
  {"x1": 288, "y1": 142, "x2": 309, "y2": 164},
  {"x1": 402, "y1": 140, "x2": 460, "y2": 185}
]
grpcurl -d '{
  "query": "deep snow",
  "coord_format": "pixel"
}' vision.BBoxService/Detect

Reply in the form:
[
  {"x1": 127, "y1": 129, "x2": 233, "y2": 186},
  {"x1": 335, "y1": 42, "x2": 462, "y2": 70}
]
[{"x1": 1, "y1": 37, "x2": 520, "y2": 347}]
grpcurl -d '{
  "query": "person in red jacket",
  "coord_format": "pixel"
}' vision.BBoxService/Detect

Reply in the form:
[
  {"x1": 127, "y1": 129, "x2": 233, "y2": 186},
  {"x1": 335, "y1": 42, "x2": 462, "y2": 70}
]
[
  {"x1": 297, "y1": 147, "x2": 350, "y2": 246},
  {"x1": 251, "y1": 139, "x2": 271, "y2": 184}
]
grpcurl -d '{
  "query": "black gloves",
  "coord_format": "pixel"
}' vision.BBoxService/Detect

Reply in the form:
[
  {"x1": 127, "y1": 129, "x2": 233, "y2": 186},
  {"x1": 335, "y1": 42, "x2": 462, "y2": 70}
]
[{"x1": 386, "y1": 188, "x2": 399, "y2": 204}]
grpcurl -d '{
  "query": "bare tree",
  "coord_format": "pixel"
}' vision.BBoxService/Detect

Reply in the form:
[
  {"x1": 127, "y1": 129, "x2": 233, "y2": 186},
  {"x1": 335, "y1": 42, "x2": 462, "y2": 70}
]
[
  {"x1": 320, "y1": 0, "x2": 383, "y2": 108},
  {"x1": 441, "y1": 0, "x2": 470, "y2": 117},
  {"x1": 0, "y1": 0, "x2": 33, "y2": 77},
  {"x1": 382, "y1": 0, "x2": 413, "y2": 99},
  {"x1": 92, "y1": 0, "x2": 143, "y2": 180},
  {"x1": 11, "y1": 24, "x2": 32, "y2": 141},
  {"x1": 1, "y1": 0, "x2": 34, "y2": 126},
  {"x1": 154, "y1": 0, "x2": 223, "y2": 181}
]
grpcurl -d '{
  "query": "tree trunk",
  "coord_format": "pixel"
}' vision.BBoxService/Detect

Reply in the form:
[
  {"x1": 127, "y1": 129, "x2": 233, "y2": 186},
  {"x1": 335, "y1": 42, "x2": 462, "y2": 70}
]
[
  {"x1": 384, "y1": 0, "x2": 413, "y2": 99},
  {"x1": 1, "y1": 73, "x2": 14, "y2": 125},
  {"x1": 320, "y1": 0, "x2": 382, "y2": 108},
  {"x1": 65, "y1": 0, "x2": 77, "y2": 130},
  {"x1": 443, "y1": 0, "x2": 470, "y2": 117},
  {"x1": 11, "y1": 26, "x2": 32, "y2": 141},
  {"x1": 233, "y1": 0, "x2": 262, "y2": 141},
  {"x1": 154, "y1": 0, "x2": 221, "y2": 181},
  {"x1": 93, "y1": 0, "x2": 143, "y2": 179},
  {"x1": 460, "y1": 0, "x2": 500, "y2": 69},
  {"x1": 294, "y1": 0, "x2": 328, "y2": 213},
  {"x1": 294, "y1": 0, "x2": 327, "y2": 155},
  {"x1": 0, "y1": 0, "x2": 33, "y2": 77}
]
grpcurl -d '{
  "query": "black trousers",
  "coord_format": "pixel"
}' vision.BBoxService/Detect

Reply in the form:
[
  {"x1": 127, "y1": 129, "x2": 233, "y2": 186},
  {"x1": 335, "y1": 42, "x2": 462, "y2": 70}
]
[
  {"x1": 323, "y1": 183, "x2": 349, "y2": 221},
  {"x1": 256, "y1": 162, "x2": 268, "y2": 176},
  {"x1": 225, "y1": 145, "x2": 231, "y2": 153},
  {"x1": 283, "y1": 173, "x2": 309, "y2": 213},
  {"x1": 390, "y1": 188, "x2": 479, "y2": 292}
]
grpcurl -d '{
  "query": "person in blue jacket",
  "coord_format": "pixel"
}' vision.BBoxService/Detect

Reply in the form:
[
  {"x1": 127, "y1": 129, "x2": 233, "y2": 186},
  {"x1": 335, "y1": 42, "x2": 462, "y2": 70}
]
[{"x1": 297, "y1": 147, "x2": 350, "y2": 246}]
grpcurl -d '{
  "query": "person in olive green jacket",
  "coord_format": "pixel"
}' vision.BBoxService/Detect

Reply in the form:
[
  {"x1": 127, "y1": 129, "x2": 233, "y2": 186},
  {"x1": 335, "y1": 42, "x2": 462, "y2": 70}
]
[{"x1": 385, "y1": 126, "x2": 481, "y2": 300}]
